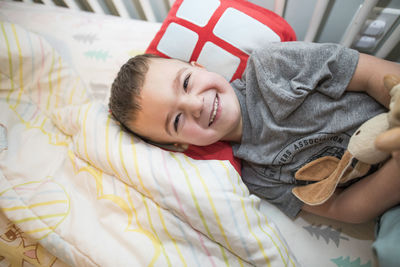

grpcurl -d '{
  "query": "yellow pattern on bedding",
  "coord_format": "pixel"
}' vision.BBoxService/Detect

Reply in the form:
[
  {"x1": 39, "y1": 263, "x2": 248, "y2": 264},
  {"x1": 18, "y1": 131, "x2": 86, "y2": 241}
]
[{"x1": 0, "y1": 21, "x2": 299, "y2": 266}]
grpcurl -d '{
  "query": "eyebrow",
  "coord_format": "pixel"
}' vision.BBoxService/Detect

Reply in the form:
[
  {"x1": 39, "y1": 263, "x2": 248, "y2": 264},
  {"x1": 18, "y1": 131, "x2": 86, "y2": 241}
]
[{"x1": 164, "y1": 67, "x2": 187, "y2": 136}]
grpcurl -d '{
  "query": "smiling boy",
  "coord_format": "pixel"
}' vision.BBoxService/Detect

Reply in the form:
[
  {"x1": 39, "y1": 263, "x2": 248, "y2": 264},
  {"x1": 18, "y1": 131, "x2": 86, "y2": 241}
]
[
  {"x1": 109, "y1": 42, "x2": 400, "y2": 224},
  {"x1": 129, "y1": 57, "x2": 242, "y2": 146}
]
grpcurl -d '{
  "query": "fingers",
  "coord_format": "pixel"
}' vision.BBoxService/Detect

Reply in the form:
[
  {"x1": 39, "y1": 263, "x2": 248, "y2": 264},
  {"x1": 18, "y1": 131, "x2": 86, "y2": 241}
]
[
  {"x1": 392, "y1": 151, "x2": 400, "y2": 169},
  {"x1": 384, "y1": 74, "x2": 400, "y2": 91},
  {"x1": 375, "y1": 128, "x2": 400, "y2": 152}
]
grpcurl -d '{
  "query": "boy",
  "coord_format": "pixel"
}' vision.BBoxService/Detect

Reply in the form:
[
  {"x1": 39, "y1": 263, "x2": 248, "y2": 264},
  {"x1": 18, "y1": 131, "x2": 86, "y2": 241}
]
[{"x1": 109, "y1": 41, "x2": 400, "y2": 224}]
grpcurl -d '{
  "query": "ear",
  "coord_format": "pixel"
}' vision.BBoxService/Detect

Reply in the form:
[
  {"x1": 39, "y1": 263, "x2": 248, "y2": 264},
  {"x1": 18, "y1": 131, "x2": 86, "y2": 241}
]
[
  {"x1": 295, "y1": 156, "x2": 339, "y2": 181},
  {"x1": 292, "y1": 151, "x2": 354, "y2": 205},
  {"x1": 190, "y1": 61, "x2": 205, "y2": 68},
  {"x1": 173, "y1": 143, "x2": 189, "y2": 151},
  {"x1": 145, "y1": 139, "x2": 188, "y2": 152},
  {"x1": 148, "y1": 142, "x2": 188, "y2": 152}
]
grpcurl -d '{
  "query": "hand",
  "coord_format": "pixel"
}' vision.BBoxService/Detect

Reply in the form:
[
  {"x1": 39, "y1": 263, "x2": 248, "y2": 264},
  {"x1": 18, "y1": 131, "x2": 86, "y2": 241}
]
[
  {"x1": 393, "y1": 151, "x2": 400, "y2": 169},
  {"x1": 375, "y1": 127, "x2": 400, "y2": 169}
]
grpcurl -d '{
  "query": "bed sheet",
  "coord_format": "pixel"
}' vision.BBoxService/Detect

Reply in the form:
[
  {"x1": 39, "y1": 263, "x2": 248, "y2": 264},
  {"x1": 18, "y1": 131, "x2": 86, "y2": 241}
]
[
  {"x1": 0, "y1": 1, "x2": 161, "y2": 103},
  {"x1": 0, "y1": 2, "x2": 377, "y2": 267}
]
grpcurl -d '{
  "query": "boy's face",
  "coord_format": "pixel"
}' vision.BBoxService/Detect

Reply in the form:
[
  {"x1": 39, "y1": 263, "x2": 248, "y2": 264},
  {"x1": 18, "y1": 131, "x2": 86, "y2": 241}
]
[{"x1": 130, "y1": 58, "x2": 242, "y2": 146}]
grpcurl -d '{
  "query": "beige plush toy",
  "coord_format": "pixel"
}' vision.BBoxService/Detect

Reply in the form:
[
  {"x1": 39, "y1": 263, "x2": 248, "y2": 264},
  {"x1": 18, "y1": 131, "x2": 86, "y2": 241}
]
[{"x1": 292, "y1": 75, "x2": 400, "y2": 205}]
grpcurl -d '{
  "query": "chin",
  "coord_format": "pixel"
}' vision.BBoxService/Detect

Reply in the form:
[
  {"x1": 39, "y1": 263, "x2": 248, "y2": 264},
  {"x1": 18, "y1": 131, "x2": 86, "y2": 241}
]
[
  {"x1": 194, "y1": 141, "x2": 216, "y2": 147},
  {"x1": 193, "y1": 138, "x2": 220, "y2": 147}
]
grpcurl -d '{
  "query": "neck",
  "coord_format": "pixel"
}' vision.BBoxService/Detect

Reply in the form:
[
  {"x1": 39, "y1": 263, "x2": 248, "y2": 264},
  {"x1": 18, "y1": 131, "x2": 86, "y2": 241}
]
[{"x1": 223, "y1": 118, "x2": 242, "y2": 143}]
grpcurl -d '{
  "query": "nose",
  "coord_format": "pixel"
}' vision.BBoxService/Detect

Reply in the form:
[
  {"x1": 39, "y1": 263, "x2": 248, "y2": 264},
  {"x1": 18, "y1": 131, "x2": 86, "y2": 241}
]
[{"x1": 181, "y1": 94, "x2": 203, "y2": 119}]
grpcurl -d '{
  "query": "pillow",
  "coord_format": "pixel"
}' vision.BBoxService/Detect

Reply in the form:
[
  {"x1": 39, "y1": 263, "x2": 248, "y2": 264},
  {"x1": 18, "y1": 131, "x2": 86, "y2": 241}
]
[
  {"x1": 51, "y1": 101, "x2": 299, "y2": 266},
  {"x1": 146, "y1": 0, "x2": 296, "y2": 82},
  {"x1": 0, "y1": 22, "x2": 89, "y2": 114},
  {"x1": 146, "y1": 0, "x2": 296, "y2": 171},
  {"x1": 0, "y1": 21, "x2": 93, "y2": 266}
]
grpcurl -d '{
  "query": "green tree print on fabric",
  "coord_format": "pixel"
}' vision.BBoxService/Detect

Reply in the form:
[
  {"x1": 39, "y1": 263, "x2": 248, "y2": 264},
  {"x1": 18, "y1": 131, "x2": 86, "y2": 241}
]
[
  {"x1": 331, "y1": 256, "x2": 371, "y2": 267},
  {"x1": 73, "y1": 34, "x2": 98, "y2": 44},
  {"x1": 84, "y1": 50, "x2": 110, "y2": 61},
  {"x1": 303, "y1": 224, "x2": 349, "y2": 247}
]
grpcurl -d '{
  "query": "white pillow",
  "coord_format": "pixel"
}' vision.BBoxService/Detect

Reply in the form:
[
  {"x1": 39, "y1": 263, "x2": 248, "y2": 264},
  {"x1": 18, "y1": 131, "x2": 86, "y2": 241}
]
[{"x1": 52, "y1": 101, "x2": 299, "y2": 266}]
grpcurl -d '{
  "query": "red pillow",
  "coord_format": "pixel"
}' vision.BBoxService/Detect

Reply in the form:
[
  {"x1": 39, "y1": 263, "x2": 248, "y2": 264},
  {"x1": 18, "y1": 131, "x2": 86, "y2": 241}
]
[
  {"x1": 146, "y1": 0, "x2": 296, "y2": 82},
  {"x1": 146, "y1": 0, "x2": 296, "y2": 174}
]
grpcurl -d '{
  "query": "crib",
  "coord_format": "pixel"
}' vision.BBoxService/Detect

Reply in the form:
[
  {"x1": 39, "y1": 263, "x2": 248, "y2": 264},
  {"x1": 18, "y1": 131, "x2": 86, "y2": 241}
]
[{"x1": 0, "y1": 0, "x2": 398, "y2": 266}]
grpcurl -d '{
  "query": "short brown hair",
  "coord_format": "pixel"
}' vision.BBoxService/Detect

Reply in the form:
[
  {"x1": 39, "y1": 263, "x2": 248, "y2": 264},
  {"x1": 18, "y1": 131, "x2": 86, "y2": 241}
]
[{"x1": 108, "y1": 54, "x2": 161, "y2": 132}]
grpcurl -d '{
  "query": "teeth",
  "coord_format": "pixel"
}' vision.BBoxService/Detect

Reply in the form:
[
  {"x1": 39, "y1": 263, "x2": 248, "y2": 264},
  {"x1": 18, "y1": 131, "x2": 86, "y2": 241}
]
[{"x1": 209, "y1": 96, "x2": 218, "y2": 126}]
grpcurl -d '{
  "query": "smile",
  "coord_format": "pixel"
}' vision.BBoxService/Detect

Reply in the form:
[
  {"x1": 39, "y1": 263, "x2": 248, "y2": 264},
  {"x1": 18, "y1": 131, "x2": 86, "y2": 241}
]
[{"x1": 208, "y1": 94, "x2": 219, "y2": 126}]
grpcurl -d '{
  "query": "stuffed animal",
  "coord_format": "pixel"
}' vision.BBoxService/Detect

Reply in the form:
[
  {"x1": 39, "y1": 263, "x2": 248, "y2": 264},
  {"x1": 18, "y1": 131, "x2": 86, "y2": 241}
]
[
  {"x1": 375, "y1": 75, "x2": 400, "y2": 162},
  {"x1": 292, "y1": 74, "x2": 400, "y2": 205}
]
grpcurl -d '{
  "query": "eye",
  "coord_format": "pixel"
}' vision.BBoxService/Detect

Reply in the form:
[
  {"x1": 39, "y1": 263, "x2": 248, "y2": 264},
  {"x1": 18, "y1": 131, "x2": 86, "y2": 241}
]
[
  {"x1": 174, "y1": 113, "x2": 182, "y2": 132},
  {"x1": 183, "y1": 73, "x2": 191, "y2": 91}
]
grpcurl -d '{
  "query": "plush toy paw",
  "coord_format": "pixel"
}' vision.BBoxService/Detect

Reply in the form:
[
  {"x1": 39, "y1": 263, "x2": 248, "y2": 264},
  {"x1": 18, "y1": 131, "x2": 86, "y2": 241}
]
[
  {"x1": 383, "y1": 74, "x2": 400, "y2": 127},
  {"x1": 375, "y1": 128, "x2": 400, "y2": 152},
  {"x1": 375, "y1": 74, "x2": 400, "y2": 168},
  {"x1": 376, "y1": 128, "x2": 400, "y2": 169}
]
